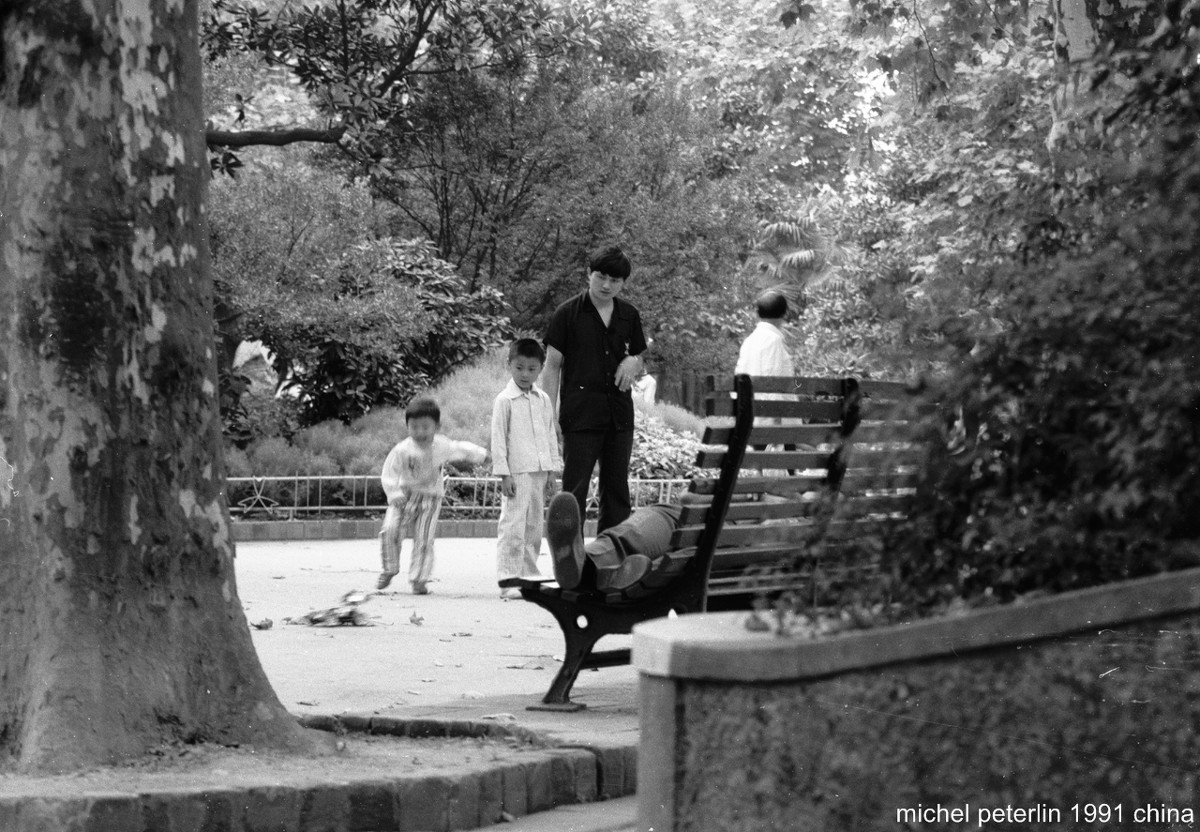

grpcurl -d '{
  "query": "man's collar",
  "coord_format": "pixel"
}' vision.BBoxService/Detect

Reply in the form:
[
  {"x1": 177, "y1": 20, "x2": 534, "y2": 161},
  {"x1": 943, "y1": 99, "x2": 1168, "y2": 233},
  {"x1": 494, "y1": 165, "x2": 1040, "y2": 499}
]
[{"x1": 579, "y1": 290, "x2": 631, "y2": 319}]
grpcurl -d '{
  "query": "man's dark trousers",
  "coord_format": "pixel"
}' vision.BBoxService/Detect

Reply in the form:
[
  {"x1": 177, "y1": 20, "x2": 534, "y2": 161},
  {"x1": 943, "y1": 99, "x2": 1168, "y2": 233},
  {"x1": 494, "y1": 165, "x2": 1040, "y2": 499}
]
[{"x1": 561, "y1": 429, "x2": 634, "y2": 533}]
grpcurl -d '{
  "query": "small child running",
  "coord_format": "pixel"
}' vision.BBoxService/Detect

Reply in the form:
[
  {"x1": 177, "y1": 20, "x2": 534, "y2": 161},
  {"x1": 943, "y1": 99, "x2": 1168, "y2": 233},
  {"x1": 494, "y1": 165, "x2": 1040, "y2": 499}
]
[
  {"x1": 378, "y1": 396, "x2": 487, "y2": 594},
  {"x1": 491, "y1": 339, "x2": 562, "y2": 599}
]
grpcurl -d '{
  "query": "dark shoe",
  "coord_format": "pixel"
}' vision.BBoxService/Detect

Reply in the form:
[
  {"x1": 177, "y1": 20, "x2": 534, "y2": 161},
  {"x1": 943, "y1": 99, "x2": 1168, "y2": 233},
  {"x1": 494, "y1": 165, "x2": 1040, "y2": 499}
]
[
  {"x1": 547, "y1": 492, "x2": 586, "y2": 590},
  {"x1": 376, "y1": 572, "x2": 396, "y2": 590},
  {"x1": 595, "y1": 554, "x2": 653, "y2": 592}
]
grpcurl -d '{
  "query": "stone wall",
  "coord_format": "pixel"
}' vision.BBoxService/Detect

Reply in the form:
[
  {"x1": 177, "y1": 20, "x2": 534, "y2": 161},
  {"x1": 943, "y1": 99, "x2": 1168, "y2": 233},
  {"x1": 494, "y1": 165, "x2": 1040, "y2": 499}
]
[{"x1": 634, "y1": 569, "x2": 1200, "y2": 832}]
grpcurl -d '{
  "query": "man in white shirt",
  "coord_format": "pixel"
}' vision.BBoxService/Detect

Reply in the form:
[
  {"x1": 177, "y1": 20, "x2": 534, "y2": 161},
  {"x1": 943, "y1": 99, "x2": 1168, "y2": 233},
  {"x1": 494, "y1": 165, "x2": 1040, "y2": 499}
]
[
  {"x1": 735, "y1": 291, "x2": 798, "y2": 469},
  {"x1": 735, "y1": 291, "x2": 794, "y2": 378}
]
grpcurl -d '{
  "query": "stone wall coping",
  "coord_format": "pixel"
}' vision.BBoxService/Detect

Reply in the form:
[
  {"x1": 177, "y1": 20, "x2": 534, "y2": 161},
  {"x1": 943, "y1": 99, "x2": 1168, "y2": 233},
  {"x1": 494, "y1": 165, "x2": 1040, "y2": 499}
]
[{"x1": 632, "y1": 566, "x2": 1200, "y2": 682}]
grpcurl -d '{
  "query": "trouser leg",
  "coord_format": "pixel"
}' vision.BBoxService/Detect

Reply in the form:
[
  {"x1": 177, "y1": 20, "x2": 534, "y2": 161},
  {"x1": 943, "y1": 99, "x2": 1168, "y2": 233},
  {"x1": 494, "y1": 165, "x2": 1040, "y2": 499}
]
[
  {"x1": 407, "y1": 493, "x2": 441, "y2": 586},
  {"x1": 523, "y1": 471, "x2": 548, "y2": 576},
  {"x1": 561, "y1": 430, "x2": 605, "y2": 525},
  {"x1": 497, "y1": 472, "x2": 545, "y2": 581},
  {"x1": 596, "y1": 429, "x2": 634, "y2": 533},
  {"x1": 597, "y1": 502, "x2": 681, "y2": 560},
  {"x1": 379, "y1": 501, "x2": 407, "y2": 574}
]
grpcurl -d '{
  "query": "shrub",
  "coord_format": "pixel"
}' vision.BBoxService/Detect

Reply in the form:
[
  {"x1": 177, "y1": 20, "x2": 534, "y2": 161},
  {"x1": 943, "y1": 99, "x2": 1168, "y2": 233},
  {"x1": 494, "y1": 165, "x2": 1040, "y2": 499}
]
[
  {"x1": 630, "y1": 409, "x2": 704, "y2": 479},
  {"x1": 249, "y1": 437, "x2": 339, "y2": 476},
  {"x1": 637, "y1": 397, "x2": 705, "y2": 438},
  {"x1": 292, "y1": 421, "x2": 359, "y2": 473},
  {"x1": 236, "y1": 390, "x2": 300, "y2": 443},
  {"x1": 224, "y1": 447, "x2": 253, "y2": 478}
]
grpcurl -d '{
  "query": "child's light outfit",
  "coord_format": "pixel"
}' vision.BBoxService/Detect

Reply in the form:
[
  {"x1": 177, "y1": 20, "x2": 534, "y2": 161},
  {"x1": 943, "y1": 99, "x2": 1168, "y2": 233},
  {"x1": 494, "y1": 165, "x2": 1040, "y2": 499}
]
[
  {"x1": 379, "y1": 435, "x2": 487, "y2": 592},
  {"x1": 491, "y1": 380, "x2": 563, "y2": 585}
]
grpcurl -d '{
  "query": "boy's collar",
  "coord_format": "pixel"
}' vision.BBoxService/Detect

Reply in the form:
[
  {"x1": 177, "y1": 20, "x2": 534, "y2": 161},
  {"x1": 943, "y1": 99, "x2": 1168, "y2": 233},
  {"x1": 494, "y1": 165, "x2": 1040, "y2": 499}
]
[{"x1": 501, "y1": 379, "x2": 540, "y2": 399}]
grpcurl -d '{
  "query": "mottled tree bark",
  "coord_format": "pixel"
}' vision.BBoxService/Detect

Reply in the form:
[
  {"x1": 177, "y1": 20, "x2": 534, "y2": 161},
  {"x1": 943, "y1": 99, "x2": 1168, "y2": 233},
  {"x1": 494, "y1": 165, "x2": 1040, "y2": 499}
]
[
  {"x1": 1049, "y1": 0, "x2": 1162, "y2": 148},
  {"x1": 0, "y1": 0, "x2": 329, "y2": 772}
]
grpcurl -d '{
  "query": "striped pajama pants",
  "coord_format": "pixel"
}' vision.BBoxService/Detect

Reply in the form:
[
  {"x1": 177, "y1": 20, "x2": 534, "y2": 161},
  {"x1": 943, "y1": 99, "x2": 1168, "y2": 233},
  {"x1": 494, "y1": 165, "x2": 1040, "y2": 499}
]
[
  {"x1": 496, "y1": 471, "x2": 548, "y2": 583},
  {"x1": 379, "y1": 490, "x2": 442, "y2": 586}
]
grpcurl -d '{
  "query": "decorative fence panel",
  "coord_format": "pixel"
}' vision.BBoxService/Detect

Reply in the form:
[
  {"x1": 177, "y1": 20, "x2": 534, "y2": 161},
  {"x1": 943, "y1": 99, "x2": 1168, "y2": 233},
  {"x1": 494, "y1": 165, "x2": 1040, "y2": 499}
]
[{"x1": 226, "y1": 475, "x2": 691, "y2": 520}]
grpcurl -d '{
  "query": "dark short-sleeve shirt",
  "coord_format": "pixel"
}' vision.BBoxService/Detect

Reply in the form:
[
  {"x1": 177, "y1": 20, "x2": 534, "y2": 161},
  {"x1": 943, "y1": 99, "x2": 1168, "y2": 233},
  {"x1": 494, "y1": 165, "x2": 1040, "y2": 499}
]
[{"x1": 544, "y1": 291, "x2": 647, "y2": 433}]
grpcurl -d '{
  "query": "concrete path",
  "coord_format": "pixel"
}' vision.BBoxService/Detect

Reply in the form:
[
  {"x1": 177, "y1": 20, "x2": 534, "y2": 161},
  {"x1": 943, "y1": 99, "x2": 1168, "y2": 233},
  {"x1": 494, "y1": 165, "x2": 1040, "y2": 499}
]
[
  {"x1": 237, "y1": 537, "x2": 642, "y2": 829},
  {"x1": 238, "y1": 537, "x2": 639, "y2": 741}
]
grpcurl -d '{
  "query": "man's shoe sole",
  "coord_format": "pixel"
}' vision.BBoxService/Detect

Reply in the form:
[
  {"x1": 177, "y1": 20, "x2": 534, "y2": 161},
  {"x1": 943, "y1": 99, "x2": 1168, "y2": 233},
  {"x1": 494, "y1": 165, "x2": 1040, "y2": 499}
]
[
  {"x1": 596, "y1": 553, "x2": 652, "y2": 591},
  {"x1": 546, "y1": 492, "x2": 586, "y2": 590}
]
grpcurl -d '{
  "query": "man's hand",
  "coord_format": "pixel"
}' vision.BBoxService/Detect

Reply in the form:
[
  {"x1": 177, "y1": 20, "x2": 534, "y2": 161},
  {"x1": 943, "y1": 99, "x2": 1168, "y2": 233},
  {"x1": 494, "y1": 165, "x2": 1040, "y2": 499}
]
[
  {"x1": 544, "y1": 475, "x2": 558, "y2": 500},
  {"x1": 500, "y1": 475, "x2": 516, "y2": 499},
  {"x1": 614, "y1": 355, "x2": 640, "y2": 392}
]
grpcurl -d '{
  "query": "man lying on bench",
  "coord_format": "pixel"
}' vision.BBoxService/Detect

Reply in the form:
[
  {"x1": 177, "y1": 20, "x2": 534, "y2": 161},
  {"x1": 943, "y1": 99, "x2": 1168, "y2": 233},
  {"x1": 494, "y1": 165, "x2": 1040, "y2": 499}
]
[{"x1": 544, "y1": 491, "x2": 684, "y2": 592}]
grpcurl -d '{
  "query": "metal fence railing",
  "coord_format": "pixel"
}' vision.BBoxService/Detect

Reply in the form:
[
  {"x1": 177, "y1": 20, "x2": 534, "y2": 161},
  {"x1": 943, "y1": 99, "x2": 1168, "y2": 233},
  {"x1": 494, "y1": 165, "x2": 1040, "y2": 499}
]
[{"x1": 226, "y1": 475, "x2": 692, "y2": 520}]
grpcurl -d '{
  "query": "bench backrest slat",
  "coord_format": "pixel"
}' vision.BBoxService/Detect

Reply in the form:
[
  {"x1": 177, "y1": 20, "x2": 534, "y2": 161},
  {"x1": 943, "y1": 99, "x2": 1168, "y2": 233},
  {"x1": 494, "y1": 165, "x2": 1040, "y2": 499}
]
[{"x1": 707, "y1": 374, "x2": 912, "y2": 399}]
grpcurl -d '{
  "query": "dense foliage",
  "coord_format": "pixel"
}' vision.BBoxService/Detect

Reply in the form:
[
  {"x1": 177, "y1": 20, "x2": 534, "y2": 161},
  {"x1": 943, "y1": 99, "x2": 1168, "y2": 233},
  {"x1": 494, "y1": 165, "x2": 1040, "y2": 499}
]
[
  {"x1": 210, "y1": 162, "x2": 509, "y2": 432},
  {"x1": 854, "y1": 0, "x2": 1200, "y2": 618}
]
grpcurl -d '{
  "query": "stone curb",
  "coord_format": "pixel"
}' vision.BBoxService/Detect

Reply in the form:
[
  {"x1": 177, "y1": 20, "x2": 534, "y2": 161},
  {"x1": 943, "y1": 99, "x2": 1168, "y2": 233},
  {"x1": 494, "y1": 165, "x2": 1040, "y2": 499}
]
[
  {"x1": 231, "y1": 520, "x2": 601, "y2": 542},
  {"x1": 0, "y1": 714, "x2": 637, "y2": 832}
]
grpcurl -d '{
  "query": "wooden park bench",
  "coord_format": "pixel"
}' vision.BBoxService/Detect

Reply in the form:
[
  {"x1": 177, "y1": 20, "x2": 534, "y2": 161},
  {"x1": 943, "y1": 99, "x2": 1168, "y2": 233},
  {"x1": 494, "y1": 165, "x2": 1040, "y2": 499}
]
[{"x1": 514, "y1": 373, "x2": 924, "y2": 710}]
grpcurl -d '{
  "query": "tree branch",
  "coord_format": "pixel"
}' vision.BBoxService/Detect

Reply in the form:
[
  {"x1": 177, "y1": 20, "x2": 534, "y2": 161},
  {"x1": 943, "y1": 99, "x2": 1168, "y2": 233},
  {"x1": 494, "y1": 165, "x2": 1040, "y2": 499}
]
[{"x1": 206, "y1": 126, "x2": 347, "y2": 148}]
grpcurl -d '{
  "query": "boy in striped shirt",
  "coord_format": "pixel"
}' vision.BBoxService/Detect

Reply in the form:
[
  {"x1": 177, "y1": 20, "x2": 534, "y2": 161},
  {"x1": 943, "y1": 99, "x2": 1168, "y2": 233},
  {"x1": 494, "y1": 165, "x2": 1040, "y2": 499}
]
[{"x1": 378, "y1": 397, "x2": 487, "y2": 594}]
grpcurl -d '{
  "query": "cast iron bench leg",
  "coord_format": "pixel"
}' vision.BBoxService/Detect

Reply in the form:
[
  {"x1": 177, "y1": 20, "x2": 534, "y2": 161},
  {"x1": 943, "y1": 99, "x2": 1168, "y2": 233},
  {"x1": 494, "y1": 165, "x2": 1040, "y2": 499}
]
[{"x1": 527, "y1": 607, "x2": 605, "y2": 712}]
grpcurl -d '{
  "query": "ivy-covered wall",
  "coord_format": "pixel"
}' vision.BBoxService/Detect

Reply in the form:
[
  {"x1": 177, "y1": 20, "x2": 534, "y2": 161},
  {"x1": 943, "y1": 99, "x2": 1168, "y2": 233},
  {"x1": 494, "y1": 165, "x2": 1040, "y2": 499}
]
[{"x1": 672, "y1": 614, "x2": 1200, "y2": 831}]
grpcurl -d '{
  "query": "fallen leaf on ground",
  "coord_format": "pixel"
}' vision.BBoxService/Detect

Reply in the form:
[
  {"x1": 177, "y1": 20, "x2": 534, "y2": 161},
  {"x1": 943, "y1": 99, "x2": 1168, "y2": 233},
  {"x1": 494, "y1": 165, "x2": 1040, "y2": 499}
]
[
  {"x1": 461, "y1": 691, "x2": 484, "y2": 699},
  {"x1": 409, "y1": 612, "x2": 424, "y2": 625},
  {"x1": 452, "y1": 631, "x2": 472, "y2": 637},
  {"x1": 251, "y1": 618, "x2": 273, "y2": 630},
  {"x1": 296, "y1": 700, "x2": 317, "y2": 706},
  {"x1": 481, "y1": 713, "x2": 517, "y2": 722},
  {"x1": 505, "y1": 661, "x2": 544, "y2": 671}
]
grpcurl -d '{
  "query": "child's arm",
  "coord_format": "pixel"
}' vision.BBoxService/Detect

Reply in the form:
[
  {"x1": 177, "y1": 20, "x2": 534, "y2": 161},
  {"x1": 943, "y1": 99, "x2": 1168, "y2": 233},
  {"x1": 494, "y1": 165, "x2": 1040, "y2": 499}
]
[
  {"x1": 437, "y1": 435, "x2": 488, "y2": 467},
  {"x1": 380, "y1": 444, "x2": 405, "y2": 505},
  {"x1": 491, "y1": 397, "x2": 516, "y2": 498},
  {"x1": 490, "y1": 396, "x2": 511, "y2": 478}
]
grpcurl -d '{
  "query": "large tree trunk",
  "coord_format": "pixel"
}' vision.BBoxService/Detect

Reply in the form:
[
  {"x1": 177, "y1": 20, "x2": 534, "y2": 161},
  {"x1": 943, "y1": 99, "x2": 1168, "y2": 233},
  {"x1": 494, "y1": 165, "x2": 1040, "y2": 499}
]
[
  {"x1": 0, "y1": 0, "x2": 329, "y2": 773},
  {"x1": 1049, "y1": 0, "x2": 1162, "y2": 149}
]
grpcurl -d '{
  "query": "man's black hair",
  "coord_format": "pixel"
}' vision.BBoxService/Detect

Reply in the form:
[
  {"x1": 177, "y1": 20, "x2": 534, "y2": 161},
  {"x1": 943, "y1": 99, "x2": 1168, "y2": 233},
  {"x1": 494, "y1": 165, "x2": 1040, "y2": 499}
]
[
  {"x1": 509, "y1": 337, "x2": 546, "y2": 364},
  {"x1": 588, "y1": 244, "x2": 631, "y2": 280},
  {"x1": 405, "y1": 396, "x2": 441, "y2": 425},
  {"x1": 756, "y1": 291, "x2": 788, "y2": 320}
]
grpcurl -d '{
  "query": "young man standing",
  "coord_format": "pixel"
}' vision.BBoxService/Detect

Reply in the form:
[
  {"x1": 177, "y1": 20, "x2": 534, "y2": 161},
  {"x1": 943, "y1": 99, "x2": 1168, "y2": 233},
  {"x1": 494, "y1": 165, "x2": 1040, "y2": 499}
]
[{"x1": 542, "y1": 244, "x2": 648, "y2": 534}]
